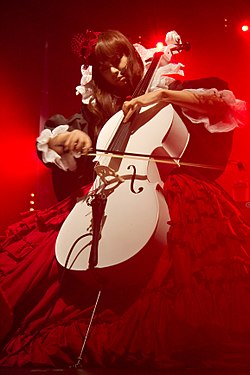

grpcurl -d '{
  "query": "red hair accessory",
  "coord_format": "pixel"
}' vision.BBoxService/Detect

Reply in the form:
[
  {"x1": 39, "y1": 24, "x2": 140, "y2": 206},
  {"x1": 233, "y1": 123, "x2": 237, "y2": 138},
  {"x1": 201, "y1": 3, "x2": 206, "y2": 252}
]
[{"x1": 71, "y1": 30, "x2": 101, "y2": 66}]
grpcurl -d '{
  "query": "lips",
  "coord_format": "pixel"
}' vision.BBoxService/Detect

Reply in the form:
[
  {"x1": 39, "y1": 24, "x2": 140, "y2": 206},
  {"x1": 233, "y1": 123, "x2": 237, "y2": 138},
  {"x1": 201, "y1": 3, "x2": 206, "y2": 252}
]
[{"x1": 117, "y1": 76, "x2": 126, "y2": 82}]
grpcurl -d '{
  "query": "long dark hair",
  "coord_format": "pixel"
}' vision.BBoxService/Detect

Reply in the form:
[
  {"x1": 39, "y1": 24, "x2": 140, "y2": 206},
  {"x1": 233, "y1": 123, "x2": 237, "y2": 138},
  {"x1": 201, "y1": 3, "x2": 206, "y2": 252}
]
[{"x1": 88, "y1": 30, "x2": 144, "y2": 128}]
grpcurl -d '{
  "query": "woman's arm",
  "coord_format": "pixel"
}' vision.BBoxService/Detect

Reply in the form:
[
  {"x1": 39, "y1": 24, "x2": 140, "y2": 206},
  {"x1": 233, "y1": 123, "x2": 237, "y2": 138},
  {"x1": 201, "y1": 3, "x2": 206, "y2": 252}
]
[
  {"x1": 37, "y1": 128, "x2": 92, "y2": 172},
  {"x1": 36, "y1": 112, "x2": 93, "y2": 172},
  {"x1": 122, "y1": 88, "x2": 229, "y2": 123}
]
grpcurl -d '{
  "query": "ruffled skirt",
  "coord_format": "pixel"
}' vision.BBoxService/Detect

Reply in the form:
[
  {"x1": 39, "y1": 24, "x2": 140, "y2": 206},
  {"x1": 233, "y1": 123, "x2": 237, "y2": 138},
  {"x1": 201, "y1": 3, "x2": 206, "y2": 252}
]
[{"x1": 1, "y1": 174, "x2": 250, "y2": 369}]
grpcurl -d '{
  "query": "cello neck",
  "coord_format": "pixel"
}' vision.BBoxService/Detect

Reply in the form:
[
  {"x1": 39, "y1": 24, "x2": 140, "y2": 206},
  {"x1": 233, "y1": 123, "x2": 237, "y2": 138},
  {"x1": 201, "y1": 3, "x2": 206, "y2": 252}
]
[
  {"x1": 132, "y1": 51, "x2": 163, "y2": 98},
  {"x1": 108, "y1": 51, "x2": 164, "y2": 155}
]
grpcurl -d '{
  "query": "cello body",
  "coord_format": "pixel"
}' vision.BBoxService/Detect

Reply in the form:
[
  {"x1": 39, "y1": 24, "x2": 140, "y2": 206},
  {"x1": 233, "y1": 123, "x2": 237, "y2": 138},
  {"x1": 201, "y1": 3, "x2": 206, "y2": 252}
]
[{"x1": 55, "y1": 102, "x2": 190, "y2": 287}]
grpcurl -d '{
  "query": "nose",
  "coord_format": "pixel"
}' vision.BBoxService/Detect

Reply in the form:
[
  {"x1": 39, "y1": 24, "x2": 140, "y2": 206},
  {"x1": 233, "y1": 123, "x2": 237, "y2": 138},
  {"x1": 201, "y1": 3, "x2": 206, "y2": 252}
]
[
  {"x1": 110, "y1": 66, "x2": 119, "y2": 75},
  {"x1": 110, "y1": 66, "x2": 125, "y2": 79}
]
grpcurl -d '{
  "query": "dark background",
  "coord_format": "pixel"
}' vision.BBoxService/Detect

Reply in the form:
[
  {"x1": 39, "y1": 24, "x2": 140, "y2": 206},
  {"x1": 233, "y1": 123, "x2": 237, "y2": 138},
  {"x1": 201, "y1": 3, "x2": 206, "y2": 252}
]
[{"x1": 0, "y1": 0, "x2": 250, "y2": 233}]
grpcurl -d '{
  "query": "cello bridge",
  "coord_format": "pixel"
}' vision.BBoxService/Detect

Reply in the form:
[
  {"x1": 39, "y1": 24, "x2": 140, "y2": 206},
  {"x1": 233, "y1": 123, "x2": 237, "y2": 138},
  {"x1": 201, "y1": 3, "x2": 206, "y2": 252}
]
[{"x1": 94, "y1": 165, "x2": 124, "y2": 186}]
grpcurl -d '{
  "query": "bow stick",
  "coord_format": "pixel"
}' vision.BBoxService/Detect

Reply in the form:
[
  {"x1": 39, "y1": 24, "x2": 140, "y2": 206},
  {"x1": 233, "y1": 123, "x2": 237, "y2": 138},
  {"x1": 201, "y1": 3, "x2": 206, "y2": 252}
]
[{"x1": 86, "y1": 148, "x2": 224, "y2": 171}]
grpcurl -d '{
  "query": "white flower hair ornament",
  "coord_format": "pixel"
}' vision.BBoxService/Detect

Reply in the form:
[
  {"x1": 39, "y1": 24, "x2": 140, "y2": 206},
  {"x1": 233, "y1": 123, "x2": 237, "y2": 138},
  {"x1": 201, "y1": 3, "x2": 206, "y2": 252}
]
[{"x1": 75, "y1": 65, "x2": 94, "y2": 103}]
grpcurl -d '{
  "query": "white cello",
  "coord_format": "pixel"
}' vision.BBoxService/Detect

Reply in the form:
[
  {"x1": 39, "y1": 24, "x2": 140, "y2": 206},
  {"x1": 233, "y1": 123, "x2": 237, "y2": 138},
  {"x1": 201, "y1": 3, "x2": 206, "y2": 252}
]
[{"x1": 55, "y1": 36, "x2": 190, "y2": 288}]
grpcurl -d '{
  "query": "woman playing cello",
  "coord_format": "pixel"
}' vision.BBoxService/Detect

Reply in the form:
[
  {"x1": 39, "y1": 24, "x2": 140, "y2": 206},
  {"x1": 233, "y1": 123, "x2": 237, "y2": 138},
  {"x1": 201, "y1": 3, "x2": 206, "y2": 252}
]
[{"x1": 0, "y1": 29, "x2": 249, "y2": 370}]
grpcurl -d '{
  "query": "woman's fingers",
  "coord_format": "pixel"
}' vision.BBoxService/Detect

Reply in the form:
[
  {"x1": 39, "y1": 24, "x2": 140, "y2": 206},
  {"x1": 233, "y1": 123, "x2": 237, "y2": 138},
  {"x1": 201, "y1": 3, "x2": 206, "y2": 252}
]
[
  {"x1": 64, "y1": 130, "x2": 92, "y2": 153},
  {"x1": 123, "y1": 107, "x2": 135, "y2": 123},
  {"x1": 122, "y1": 100, "x2": 140, "y2": 123},
  {"x1": 122, "y1": 92, "x2": 160, "y2": 123}
]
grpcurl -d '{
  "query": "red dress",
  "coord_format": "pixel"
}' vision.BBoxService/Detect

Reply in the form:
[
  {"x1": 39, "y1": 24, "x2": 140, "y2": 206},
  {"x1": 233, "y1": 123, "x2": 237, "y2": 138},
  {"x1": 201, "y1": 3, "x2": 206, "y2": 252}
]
[{"x1": 1, "y1": 172, "x2": 250, "y2": 370}]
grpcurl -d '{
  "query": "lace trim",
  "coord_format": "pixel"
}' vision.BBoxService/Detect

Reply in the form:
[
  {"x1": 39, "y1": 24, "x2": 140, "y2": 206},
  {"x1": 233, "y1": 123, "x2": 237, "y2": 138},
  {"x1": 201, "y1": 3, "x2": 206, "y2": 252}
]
[{"x1": 181, "y1": 88, "x2": 247, "y2": 133}]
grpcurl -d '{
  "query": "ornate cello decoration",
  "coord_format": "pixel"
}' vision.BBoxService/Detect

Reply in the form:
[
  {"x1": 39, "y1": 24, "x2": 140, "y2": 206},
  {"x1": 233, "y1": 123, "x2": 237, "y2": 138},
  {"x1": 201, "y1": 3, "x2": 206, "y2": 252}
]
[{"x1": 55, "y1": 31, "x2": 190, "y2": 286}]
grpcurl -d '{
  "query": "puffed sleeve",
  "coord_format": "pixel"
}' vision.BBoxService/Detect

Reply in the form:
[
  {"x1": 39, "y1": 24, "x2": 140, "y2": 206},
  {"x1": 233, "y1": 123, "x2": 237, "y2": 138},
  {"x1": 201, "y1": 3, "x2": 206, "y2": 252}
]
[
  {"x1": 181, "y1": 88, "x2": 247, "y2": 133},
  {"x1": 169, "y1": 77, "x2": 247, "y2": 133}
]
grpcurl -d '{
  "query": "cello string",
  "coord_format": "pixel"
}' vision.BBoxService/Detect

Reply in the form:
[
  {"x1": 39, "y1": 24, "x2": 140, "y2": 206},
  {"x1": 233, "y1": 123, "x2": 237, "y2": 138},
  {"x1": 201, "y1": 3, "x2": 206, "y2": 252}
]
[
  {"x1": 92, "y1": 111, "x2": 126, "y2": 192},
  {"x1": 96, "y1": 111, "x2": 125, "y2": 158}
]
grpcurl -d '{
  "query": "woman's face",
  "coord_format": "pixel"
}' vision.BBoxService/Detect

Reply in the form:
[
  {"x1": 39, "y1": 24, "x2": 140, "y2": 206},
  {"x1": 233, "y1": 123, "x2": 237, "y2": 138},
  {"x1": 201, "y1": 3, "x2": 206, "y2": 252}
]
[{"x1": 98, "y1": 55, "x2": 128, "y2": 88}]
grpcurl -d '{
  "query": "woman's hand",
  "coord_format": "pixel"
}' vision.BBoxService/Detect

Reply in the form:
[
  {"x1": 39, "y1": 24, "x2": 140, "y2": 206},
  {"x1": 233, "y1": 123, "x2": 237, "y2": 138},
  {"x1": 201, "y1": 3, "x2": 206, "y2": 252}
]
[
  {"x1": 48, "y1": 130, "x2": 92, "y2": 155},
  {"x1": 122, "y1": 90, "x2": 164, "y2": 123}
]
